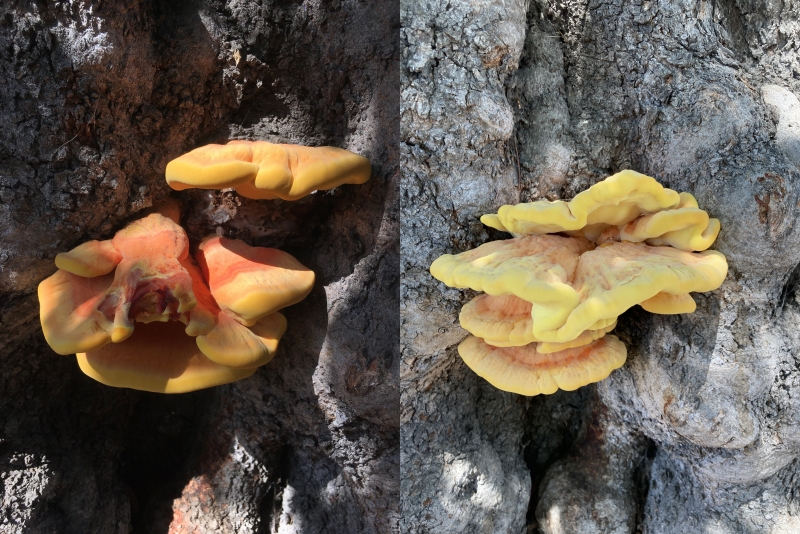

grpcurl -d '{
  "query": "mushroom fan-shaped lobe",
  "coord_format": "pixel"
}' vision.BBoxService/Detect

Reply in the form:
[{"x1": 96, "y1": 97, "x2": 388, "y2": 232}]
[
  {"x1": 639, "y1": 292, "x2": 696, "y2": 314},
  {"x1": 111, "y1": 212, "x2": 190, "y2": 260},
  {"x1": 458, "y1": 335, "x2": 627, "y2": 396},
  {"x1": 165, "y1": 140, "x2": 371, "y2": 201},
  {"x1": 55, "y1": 240, "x2": 122, "y2": 277},
  {"x1": 179, "y1": 254, "x2": 288, "y2": 368},
  {"x1": 165, "y1": 142, "x2": 260, "y2": 190},
  {"x1": 610, "y1": 191, "x2": 721, "y2": 251},
  {"x1": 459, "y1": 294, "x2": 539, "y2": 347},
  {"x1": 38, "y1": 270, "x2": 115, "y2": 355},
  {"x1": 77, "y1": 320, "x2": 256, "y2": 394},
  {"x1": 533, "y1": 242, "x2": 728, "y2": 343},
  {"x1": 197, "y1": 236, "x2": 315, "y2": 326},
  {"x1": 430, "y1": 235, "x2": 594, "y2": 332},
  {"x1": 196, "y1": 312, "x2": 287, "y2": 369},
  {"x1": 481, "y1": 170, "x2": 682, "y2": 235},
  {"x1": 459, "y1": 293, "x2": 617, "y2": 349}
]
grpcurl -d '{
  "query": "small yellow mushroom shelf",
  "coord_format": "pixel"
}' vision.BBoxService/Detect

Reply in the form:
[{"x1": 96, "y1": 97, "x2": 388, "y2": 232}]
[{"x1": 165, "y1": 140, "x2": 371, "y2": 200}]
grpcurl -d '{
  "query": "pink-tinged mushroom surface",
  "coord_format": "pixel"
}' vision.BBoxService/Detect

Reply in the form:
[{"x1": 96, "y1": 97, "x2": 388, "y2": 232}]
[
  {"x1": 197, "y1": 236, "x2": 314, "y2": 326},
  {"x1": 458, "y1": 335, "x2": 627, "y2": 396},
  {"x1": 38, "y1": 211, "x2": 314, "y2": 393}
]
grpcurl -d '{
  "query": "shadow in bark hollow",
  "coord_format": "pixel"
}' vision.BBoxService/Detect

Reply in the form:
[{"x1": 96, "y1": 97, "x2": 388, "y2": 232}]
[
  {"x1": 777, "y1": 260, "x2": 800, "y2": 317},
  {"x1": 118, "y1": 388, "x2": 216, "y2": 530},
  {"x1": 257, "y1": 444, "x2": 292, "y2": 534},
  {"x1": 522, "y1": 387, "x2": 593, "y2": 532},
  {"x1": 632, "y1": 439, "x2": 657, "y2": 534},
  {"x1": 1, "y1": 335, "x2": 139, "y2": 533}
]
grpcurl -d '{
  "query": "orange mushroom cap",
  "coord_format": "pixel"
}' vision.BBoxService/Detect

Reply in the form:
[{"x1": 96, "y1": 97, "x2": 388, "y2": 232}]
[
  {"x1": 77, "y1": 320, "x2": 256, "y2": 394},
  {"x1": 459, "y1": 293, "x2": 617, "y2": 349},
  {"x1": 38, "y1": 270, "x2": 115, "y2": 355},
  {"x1": 197, "y1": 236, "x2": 314, "y2": 326},
  {"x1": 458, "y1": 335, "x2": 627, "y2": 396},
  {"x1": 165, "y1": 140, "x2": 371, "y2": 200}
]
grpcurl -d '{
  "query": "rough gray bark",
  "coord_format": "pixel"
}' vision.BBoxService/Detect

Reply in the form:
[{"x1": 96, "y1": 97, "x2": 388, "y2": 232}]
[
  {"x1": 0, "y1": 1, "x2": 398, "y2": 533},
  {"x1": 401, "y1": 0, "x2": 800, "y2": 533}
]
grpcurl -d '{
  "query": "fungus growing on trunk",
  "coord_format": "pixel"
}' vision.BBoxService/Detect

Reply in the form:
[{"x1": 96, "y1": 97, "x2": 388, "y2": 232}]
[
  {"x1": 430, "y1": 170, "x2": 728, "y2": 395},
  {"x1": 38, "y1": 211, "x2": 313, "y2": 393},
  {"x1": 458, "y1": 335, "x2": 627, "y2": 396},
  {"x1": 165, "y1": 140, "x2": 371, "y2": 200},
  {"x1": 196, "y1": 236, "x2": 314, "y2": 326}
]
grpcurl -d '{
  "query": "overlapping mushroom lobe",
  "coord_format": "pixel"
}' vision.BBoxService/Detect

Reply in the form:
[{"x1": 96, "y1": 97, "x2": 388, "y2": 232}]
[
  {"x1": 430, "y1": 170, "x2": 728, "y2": 395},
  {"x1": 77, "y1": 320, "x2": 257, "y2": 394},
  {"x1": 536, "y1": 242, "x2": 727, "y2": 343},
  {"x1": 480, "y1": 170, "x2": 682, "y2": 235},
  {"x1": 38, "y1": 212, "x2": 314, "y2": 393},
  {"x1": 430, "y1": 234, "x2": 593, "y2": 332},
  {"x1": 165, "y1": 140, "x2": 371, "y2": 200},
  {"x1": 458, "y1": 335, "x2": 627, "y2": 396},
  {"x1": 196, "y1": 236, "x2": 315, "y2": 326}
]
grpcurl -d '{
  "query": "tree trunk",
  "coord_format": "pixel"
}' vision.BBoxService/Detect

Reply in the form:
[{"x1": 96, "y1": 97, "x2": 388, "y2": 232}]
[
  {"x1": 1, "y1": 1, "x2": 398, "y2": 532},
  {"x1": 401, "y1": 0, "x2": 800, "y2": 532}
]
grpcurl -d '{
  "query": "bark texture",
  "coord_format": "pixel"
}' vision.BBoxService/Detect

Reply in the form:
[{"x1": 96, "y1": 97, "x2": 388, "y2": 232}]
[
  {"x1": 401, "y1": 0, "x2": 800, "y2": 532},
  {"x1": 0, "y1": 1, "x2": 398, "y2": 532}
]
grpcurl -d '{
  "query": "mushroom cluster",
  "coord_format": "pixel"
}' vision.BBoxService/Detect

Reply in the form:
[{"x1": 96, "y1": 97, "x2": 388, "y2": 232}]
[
  {"x1": 38, "y1": 140, "x2": 370, "y2": 393},
  {"x1": 430, "y1": 170, "x2": 728, "y2": 396},
  {"x1": 39, "y1": 209, "x2": 314, "y2": 393}
]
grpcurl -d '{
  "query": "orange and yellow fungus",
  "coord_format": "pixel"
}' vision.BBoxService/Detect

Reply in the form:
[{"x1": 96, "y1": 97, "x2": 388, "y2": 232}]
[
  {"x1": 430, "y1": 170, "x2": 728, "y2": 395},
  {"x1": 458, "y1": 335, "x2": 627, "y2": 396},
  {"x1": 196, "y1": 236, "x2": 314, "y2": 326},
  {"x1": 165, "y1": 140, "x2": 371, "y2": 200},
  {"x1": 38, "y1": 211, "x2": 313, "y2": 393}
]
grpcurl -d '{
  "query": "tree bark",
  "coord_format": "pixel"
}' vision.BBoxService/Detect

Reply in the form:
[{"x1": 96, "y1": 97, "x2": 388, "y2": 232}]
[
  {"x1": 0, "y1": 1, "x2": 398, "y2": 532},
  {"x1": 401, "y1": 0, "x2": 800, "y2": 532}
]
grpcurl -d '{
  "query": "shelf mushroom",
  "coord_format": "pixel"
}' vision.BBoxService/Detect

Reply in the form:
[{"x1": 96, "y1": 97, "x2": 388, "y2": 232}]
[
  {"x1": 165, "y1": 140, "x2": 371, "y2": 200},
  {"x1": 430, "y1": 170, "x2": 728, "y2": 395},
  {"x1": 38, "y1": 211, "x2": 314, "y2": 393}
]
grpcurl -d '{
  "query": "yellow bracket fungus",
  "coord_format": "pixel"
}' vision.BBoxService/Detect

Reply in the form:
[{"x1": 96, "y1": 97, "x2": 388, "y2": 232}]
[
  {"x1": 165, "y1": 140, "x2": 371, "y2": 200},
  {"x1": 458, "y1": 293, "x2": 617, "y2": 349},
  {"x1": 458, "y1": 335, "x2": 627, "y2": 396},
  {"x1": 38, "y1": 211, "x2": 313, "y2": 393},
  {"x1": 430, "y1": 170, "x2": 728, "y2": 396},
  {"x1": 197, "y1": 236, "x2": 315, "y2": 326}
]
